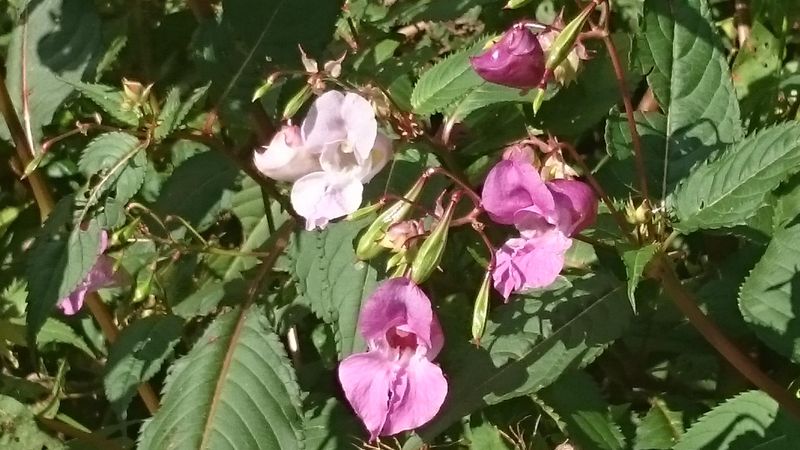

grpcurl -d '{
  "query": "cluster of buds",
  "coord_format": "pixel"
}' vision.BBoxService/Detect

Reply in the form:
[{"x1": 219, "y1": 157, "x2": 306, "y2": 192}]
[
  {"x1": 625, "y1": 198, "x2": 667, "y2": 242},
  {"x1": 121, "y1": 78, "x2": 154, "y2": 117},
  {"x1": 503, "y1": 138, "x2": 578, "y2": 182},
  {"x1": 355, "y1": 172, "x2": 461, "y2": 284}
]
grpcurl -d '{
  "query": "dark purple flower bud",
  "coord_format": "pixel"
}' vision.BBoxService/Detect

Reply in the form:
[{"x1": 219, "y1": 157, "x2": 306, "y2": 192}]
[{"x1": 469, "y1": 23, "x2": 546, "y2": 89}]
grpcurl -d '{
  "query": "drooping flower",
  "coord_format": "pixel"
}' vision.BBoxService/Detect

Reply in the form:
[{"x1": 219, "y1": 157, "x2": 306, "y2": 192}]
[
  {"x1": 57, "y1": 230, "x2": 121, "y2": 315},
  {"x1": 338, "y1": 278, "x2": 447, "y2": 440},
  {"x1": 470, "y1": 22, "x2": 546, "y2": 89},
  {"x1": 253, "y1": 90, "x2": 392, "y2": 230},
  {"x1": 252, "y1": 125, "x2": 320, "y2": 182},
  {"x1": 481, "y1": 156, "x2": 597, "y2": 298}
]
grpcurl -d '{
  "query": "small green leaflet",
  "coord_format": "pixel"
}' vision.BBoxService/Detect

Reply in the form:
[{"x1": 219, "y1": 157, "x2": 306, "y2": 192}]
[{"x1": 621, "y1": 243, "x2": 658, "y2": 314}]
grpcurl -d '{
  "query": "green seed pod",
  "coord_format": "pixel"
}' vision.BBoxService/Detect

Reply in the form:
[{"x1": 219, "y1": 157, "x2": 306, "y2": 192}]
[
  {"x1": 252, "y1": 74, "x2": 279, "y2": 102},
  {"x1": 282, "y1": 84, "x2": 313, "y2": 120},
  {"x1": 409, "y1": 192, "x2": 459, "y2": 284},
  {"x1": 471, "y1": 271, "x2": 492, "y2": 344},
  {"x1": 132, "y1": 264, "x2": 155, "y2": 304},
  {"x1": 347, "y1": 202, "x2": 384, "y2": 221},
  {"x1": 503, "y1": 0, "x2": 533, "y2": 10},
  {"x1": 544, "y1": 4, "x2": 595, "y2": 71},
  {"x1": 355, "y1": 176, "x2": 427, "y2": 260}
]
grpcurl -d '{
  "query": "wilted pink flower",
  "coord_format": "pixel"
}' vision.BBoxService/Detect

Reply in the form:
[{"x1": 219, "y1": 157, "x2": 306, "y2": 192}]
[
  {"x1": 338, "y1": 278, "x2": 447, "y2": 440},
  {"x1": 470, "y1": 22, "x2": 546, "y2": 89},
  {"x1": 57, "y1": 231, "x2": 120, "y2": 315},
  {"x1": 253, "y1": 125, "x2": 321, "y2": 182},
  {"x1": 482, "y1": 158, "x2": 597, "y2": 298}
]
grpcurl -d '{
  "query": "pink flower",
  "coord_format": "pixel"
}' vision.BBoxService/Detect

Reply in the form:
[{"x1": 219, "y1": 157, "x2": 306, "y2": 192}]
[
  {"x1": 481, "y1": 157, "x2": 597, "y2": 298},
  {"x1": 338, "y1": 278, "x2": 447, "y2": 440},
  {"x1": 252, "y1": 125, "x2": 321, "y2": 182},
  {"x1": 492, "y1": 233, "x2": 572, "y2": 299},
  {"x1": 57, "y1": 230, "x2": 121, "y2": 315},
  {"x1": 469, "y1": 22, "x2": 546, "y2": 89}
]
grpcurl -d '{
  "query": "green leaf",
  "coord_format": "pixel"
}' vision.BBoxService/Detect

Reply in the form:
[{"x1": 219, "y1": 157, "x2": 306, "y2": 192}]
[
  {"x1": 104, "y1": 314, "x2": 183, "y2": 414},
  {"x1": 303, "y1": 397, "x2": 363, "y2": 450},
  {"x1": 674, "y1": 391, "x2": 799, "y2": 450},
  {"x1": 739, "y1": 223, "x2": 800, "y2": 363},
  {"x1": 672, "y1": 123, "x2": 800, "y2": 232},
  {"x1": 732, "y1": 21, "x2": 782, "y2": 99},
  {"x1": 155, "y1": 83, "x2": 210, "y2": 141},
  {"x1": 66, "y1": 81, "x2": 140, "y2": 126},
  {"x1": 206, "y1": 177, "x2": 286, "y2": 282},
  {"x1": 78, "y1": 132, "x2": 146, "y2": 204},
  {"x1": 538, "y1": 371, "x2": 626, "y2": 450},
  {"x1": 0, "y1": 317, "x2": 93, "y2": 356},
  {"x1": 638, "y1": 0, "x2": 743, "y2": 189},
  {"x1": 0, "y1": 395, "x2": 65, "y2": 450},
  {"x1": 153, "y1": 150, "x2": 239, "y2": 231},
  {"x1": 25, "y1": 219, "x2": 101, "y2": 343},
  {"x1": 139, "y1": 305, "x2": 304, "y2": 450},
  {"x1": 0, "y1": 0, "x2": 101, "y2": 146},
  {"x1": 621, "y1": 243, "x2": 658, "y2": 313},
  {"x1": 634, "y1": 398, "x2": 684, "y2": 450},
  {"x1": 406, "y1": 273, "x2": 631, "y2": 447},
  {"x1": 288, "y1": 217, "x2": 378, "y2": 358},
  {"x1": 410, "y1": 37, "x2": 492, "y2": 116}
]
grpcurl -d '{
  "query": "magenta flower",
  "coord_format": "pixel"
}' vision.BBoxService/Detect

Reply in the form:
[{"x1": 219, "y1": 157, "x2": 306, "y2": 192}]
[
  {"x1": 57, "y1": 230, "x2": 121, "y2": 315},
  {"x1": 338, "y1": 278, "x2": 447, "y2": 440},
  {"x1": 469, "y1": 23, "x2": 546, "y2": 89},
  {"x1": 482, "y1": 156, "x2": 597, "y2": 298}
]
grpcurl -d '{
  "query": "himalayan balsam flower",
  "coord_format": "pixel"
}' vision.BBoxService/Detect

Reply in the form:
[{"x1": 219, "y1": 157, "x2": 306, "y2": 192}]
[
  {"x1": 253, "y1": 91, "x2": 391, "y2": 230},
  {"x1": 469, "y1": 22, "x2": 546, "y2": 89},
  {"x1": 57, "y1": 230, "x2": 120, "y2": 315},
  {"x1": 338, "y1": 278, "x2": 447, "y2": 440},
  {"x1": 482, "y1": 156, "x2": 597, "y2": 298}
]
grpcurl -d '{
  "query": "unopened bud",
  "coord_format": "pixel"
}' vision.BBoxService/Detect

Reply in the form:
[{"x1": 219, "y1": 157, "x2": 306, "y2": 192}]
[
  {"x1": 282, "y1": 84, "x2": 313, "y2": 120},
  {"x1": 356, "y1": 176, "x2": 427, "y2": 260},
  {"x1": 110, "y1": 217, "x2": 141, "y2": 248},
  {"x1": 471, "y1": 271, "x2": 491, "y2": 344},
  {"x1": 122, "y1": 78, "x2": 153, "y2": 105},
  {"x1": 409, "y1": 191, "x2": 460, "y2": 284},
  {"x1": 132, "y1": 263, "x2": 155, "y2": 303},
  {"x1": 252, "y1": 74, "x2": 280, "y2": 102}
]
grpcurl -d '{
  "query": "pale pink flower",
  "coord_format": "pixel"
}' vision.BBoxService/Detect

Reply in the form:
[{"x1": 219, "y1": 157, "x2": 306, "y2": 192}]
[
  {"x1": 252, "y1": 125, "x2": 321, "y2": 182},
  {"x1": 57, "y1": 230, "x2": 121, "y2": 315},
  {"x1": 338, "y1": 278, "x2": 447, "y2": 440},
  {"x1": 254, "y1": 90, "x2": 391, "y2": 230},
  {"x1": 492, "y1": 233, "x2": 572, "y2": 299}
]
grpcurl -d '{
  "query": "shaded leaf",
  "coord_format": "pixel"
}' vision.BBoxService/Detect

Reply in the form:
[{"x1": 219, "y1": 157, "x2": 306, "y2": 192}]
[
  {"x1": 66, "y1": 81, "x2": 139, "y2": 125},
  {"x1": 674, "y1": 391, "x2": 799, "y2": 450},
  {"x1": 78, "y1": 132, "x2": 146, "y2": 204},
  {"x1": 634, "y1": 398, "x2": 684, "y2": 450},
  {"x1": 104, "y1": 314, "x2": 183, "y2": 414},
  {"x1": 0, "y1": 395, "x2": 64, "y2": 450},
  {"x1": 1, "y1": 0, "x2": 101, "y2": 145},
  {"x1": 155, "y1": 83, "x2": 210, "y2": 141},
  {"x1": 621, "y1": 243, "x2": 658, "y2": 313}
]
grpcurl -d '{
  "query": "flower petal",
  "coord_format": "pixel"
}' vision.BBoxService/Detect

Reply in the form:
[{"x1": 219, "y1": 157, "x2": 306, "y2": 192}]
[
  {"x1": 58, "y1": 286, "x2": 89, "y2": 316},
  {"x1": 469, "y1": 23, "x2": 546, "y2": 89},
  {"x1": 253, "y1": 125, "x2": 320, "y2": 182},
  {"x1": 547, "y1": 179, "x2": 598, "y2": 236},
  {"x1": 382, "y1": 355, "x2": 448, "y2": 436},
  {"x1": 341, "y1": 92, "x2": 378, "y2": 162},
  {"x1": 302, "y1": 91, "x2": 347, "y2": 152},
  {"x1": 291, "y1": 172, "x2": 364, "y2": 230},
  {"x1": 338, "y1": 351, "x2": 398, "y2": 441},
  {"x1": 358, "y1": 278, "x2": 442, "y2": 356},
  {"x1": 482, "y1": 159, "x2": 553, "y2": 225},
  {"x1": 492, "y1": 231, "x2": 572, "y2": 298}
]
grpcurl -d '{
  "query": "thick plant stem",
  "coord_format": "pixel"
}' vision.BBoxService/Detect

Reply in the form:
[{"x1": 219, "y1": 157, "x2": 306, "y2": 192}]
[
  {"x1": 653, "y1": 254, "x2": 800, "y2": 422},
  {"x1": 0, "y1": 70, "x2": 54, "y2": 219},
  {"x1": 0, "y1": 70, "x2": 160, "y2": 416},
  {"x1": 601, "y1": 33, "x2": 650, "y2": 201}
]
